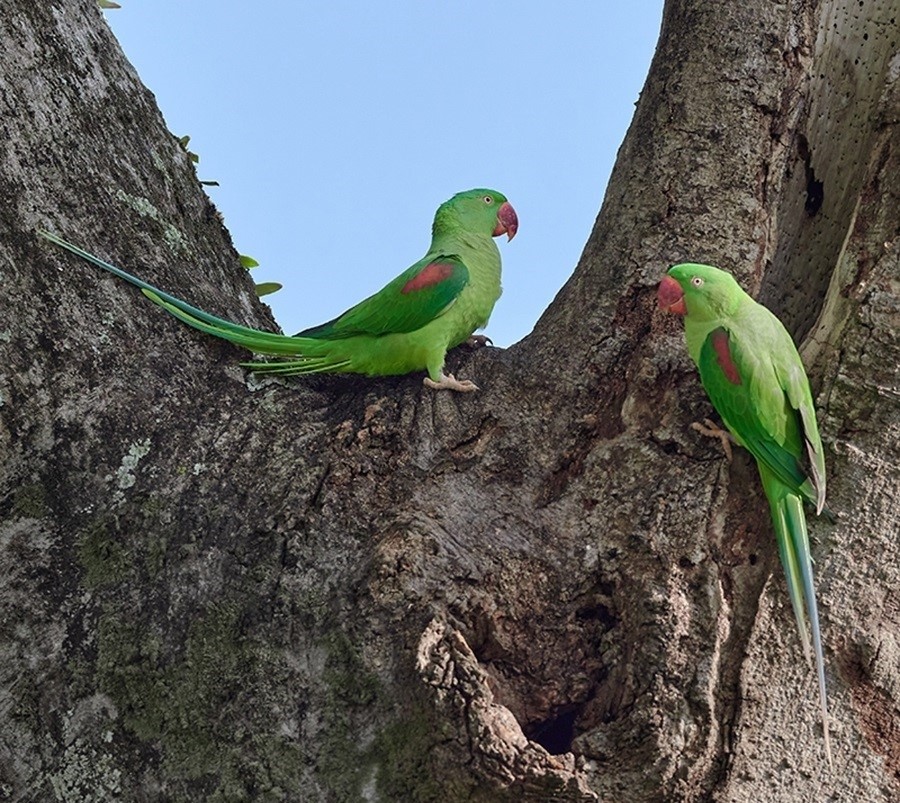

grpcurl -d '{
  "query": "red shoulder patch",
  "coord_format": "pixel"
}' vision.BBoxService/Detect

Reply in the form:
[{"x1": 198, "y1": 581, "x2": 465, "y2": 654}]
[
  {"x1": 710, "y1": 328, "x2": 742, "y2": 385},
  {"x1": 401, "y1": 261, "x2": 454, "y2": 294}
]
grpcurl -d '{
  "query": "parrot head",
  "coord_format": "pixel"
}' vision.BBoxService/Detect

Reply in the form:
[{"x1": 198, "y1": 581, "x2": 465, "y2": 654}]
[
  {"x1": 658, "y1": 263, "x2": 743, "y2": 321},
  {"x1": 436, "y1": 188, "x2": 518, "y2": 241}
]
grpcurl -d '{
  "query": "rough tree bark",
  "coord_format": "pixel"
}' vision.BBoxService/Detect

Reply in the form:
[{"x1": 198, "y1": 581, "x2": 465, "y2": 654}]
[{"x1": 1, "y1": 1, "x2": 898, "y2": 801}]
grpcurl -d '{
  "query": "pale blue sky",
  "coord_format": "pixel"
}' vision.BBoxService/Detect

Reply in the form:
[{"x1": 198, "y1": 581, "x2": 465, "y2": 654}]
[{"x1": 106, "y1": 3, "x2": 663, "y2": 347}]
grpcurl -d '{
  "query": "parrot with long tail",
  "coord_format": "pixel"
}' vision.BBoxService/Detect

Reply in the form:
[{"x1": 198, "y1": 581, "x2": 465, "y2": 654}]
[
  {"x1": 658, "y1": 262, "x2": 832, "y2": 766},
  {"x1": 41, "y1": 188, "x2": 517, "y2": 392}
]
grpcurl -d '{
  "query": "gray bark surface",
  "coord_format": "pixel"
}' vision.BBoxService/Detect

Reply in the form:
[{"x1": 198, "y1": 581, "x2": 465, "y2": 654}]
[{"x1": 1, "y1": 1, "x2": 898, "y2": 801}]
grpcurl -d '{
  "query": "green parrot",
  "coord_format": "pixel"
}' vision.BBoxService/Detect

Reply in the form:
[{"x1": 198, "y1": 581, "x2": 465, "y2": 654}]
[
  {"x1": 40, "y1": 188, "x2": 517, "y2": 392},
  {"x1": 658, "y1": 263, "x2": 832, "y2": 766}
]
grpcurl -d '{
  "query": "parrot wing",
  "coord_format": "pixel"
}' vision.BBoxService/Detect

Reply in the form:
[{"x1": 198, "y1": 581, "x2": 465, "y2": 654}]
[
  {"x1": 697, "y1": 326, "x2": 822, "y2": 508},
  {"x1": 295, "y1": 255, "x2": 469, "y2": 339},
  {"x1": 777, "y1": 355, "x2": 827, "y2": 514}
]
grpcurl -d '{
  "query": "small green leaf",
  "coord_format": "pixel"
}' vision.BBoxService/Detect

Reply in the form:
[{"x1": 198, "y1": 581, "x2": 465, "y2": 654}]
[
  {"x1": 177, "y1": 135, "x2": 199, "y2": 162},
  {"x1": 254, "y1": 282, "x2": 282, "y2": 297},
  {"x1": 239, "y1": 255, "x2": 260, "y2": 269},
  {"x1": 98, "y1": 1, "x2": 122, "y2": 8}
]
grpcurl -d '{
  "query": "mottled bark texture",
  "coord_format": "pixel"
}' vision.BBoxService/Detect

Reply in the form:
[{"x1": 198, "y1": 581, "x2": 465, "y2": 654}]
[{"x1": 1, "y1": 1, "x2": 898, "y2": 801}]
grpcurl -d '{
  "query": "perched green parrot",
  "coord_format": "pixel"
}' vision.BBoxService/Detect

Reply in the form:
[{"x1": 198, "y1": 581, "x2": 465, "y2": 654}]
[
  {"x1": 658, "y1": 263, "x2": 832, "y2": 766},
  {"x1": 40, "y1": 188, "x2": 517, "y2": 391}
]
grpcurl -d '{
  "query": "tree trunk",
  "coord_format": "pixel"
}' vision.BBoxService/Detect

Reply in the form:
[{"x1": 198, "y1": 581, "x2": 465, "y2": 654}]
[{"x1": 2, "y1": 1, "x2": 898, "y2": 801}]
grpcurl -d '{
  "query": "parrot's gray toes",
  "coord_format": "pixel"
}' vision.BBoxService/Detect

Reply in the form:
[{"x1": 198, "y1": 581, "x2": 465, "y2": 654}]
[
  {"x1": 691, "y1": 418, "x2": 734, "y2": 462},
  {"x1": 465, "y1": 334, "x2": 493, "y2": 349},
  {"x1": 423, "y1": 373, "x2": 480, "y2": 393}
]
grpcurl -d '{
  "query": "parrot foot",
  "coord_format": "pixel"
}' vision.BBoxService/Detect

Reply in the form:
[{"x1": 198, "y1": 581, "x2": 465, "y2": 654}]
[
  {"x1": 423, "y1": 373, "x2": 480, "y2": 392},
  {"x1": 691, "y1": 418, "x2": 734, "y2": 462},
  {"x1": 465, "y1": 334, "x2": 493, "y2": 349}
]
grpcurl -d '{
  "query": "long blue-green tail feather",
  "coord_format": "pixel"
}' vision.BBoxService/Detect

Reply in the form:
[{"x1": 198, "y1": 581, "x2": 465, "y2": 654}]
[
  {"x1": 39, "y1": 231, "x2": 261, "y2": 335},
  {"x1": 240, "y1": 358, "x2": 353, "y2": 375},
  {"x1": 148, "y1": 292, "x2": 355, "y2": 374},
  {"x1": 784, "y1": 492, "x2": 832, "y2": 768},
  {"x1": 771, "y1": 500, "x2": 813, "y2": 664},
  {"x1": 761, "y1": 465, "x2": 833, "y2": 768},
  {"x1": 145, "y1": 291, "x2": 311, "y2": 355},
  {"x1": 39, "y1": 231, "x2": 353, "y2": 376}
]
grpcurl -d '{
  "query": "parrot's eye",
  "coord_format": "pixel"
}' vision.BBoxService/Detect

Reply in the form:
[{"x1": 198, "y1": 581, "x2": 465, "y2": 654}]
[
  {"x1": 483, "y1": 195, "x2": 493, "y2": 204},
  {"x1": 691, "y1": 276, "x2": 704, "y2": 287}
]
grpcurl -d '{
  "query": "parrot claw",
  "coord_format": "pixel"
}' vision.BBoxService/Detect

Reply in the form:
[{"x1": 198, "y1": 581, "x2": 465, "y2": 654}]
[
  {"x1": 465, "y1": 334, "x2": 493, "y2": 349},
  {"x1": 423, "y1": 372, "x2": 480, "y2": 392},
  {"x1": 691, "y1": 418, "x2": 734, "y2": 462}
]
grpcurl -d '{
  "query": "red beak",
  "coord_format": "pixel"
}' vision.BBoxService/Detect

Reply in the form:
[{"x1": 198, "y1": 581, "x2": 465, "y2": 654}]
[
  {"x1": 493, "y1": 201, "x2": 518, "y2": 241},
  {"x1": 658, "y1": 275, "x2": 687, "y2": 315}
]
